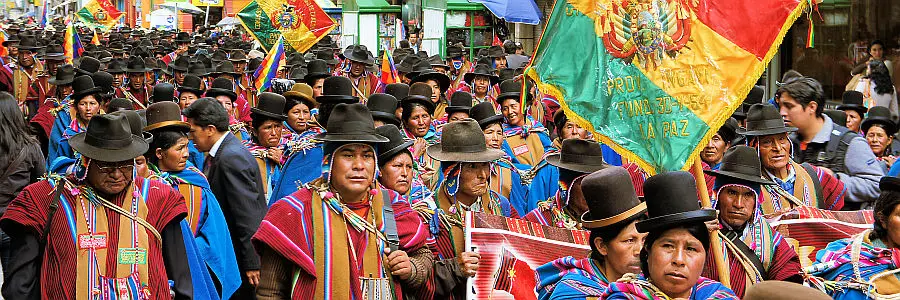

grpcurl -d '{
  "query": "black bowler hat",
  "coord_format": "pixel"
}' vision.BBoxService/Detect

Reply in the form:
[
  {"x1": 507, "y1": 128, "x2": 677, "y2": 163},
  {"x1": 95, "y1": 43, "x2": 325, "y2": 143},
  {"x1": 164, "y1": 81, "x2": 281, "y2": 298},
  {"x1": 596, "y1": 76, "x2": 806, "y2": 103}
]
[
  {"x1": 71, "y1": 75, "x2": 102, "y2": 102},
  {"x1": 205, "y1": 77, "x2": 237, "y2": 101},
  {"x1": 16, "y1": 35, "x2": 43, "y2": 51},
  {"x1": 367, "y1": 93, "x2": 401, "y2": 126},
  {"x1": 880, "y1": 176, "x2": 900, "y2": 192},
  {"x1": 188, "y1": 61, "x2": 209, "y2": 77},
  {"x1": 124, "y1": 56, "x2": 151, "y2": 73},
  {"x1": 69, "y1": 114, "x2": 149, "y2": 162},
  {"x1": 447, "y1": 45, "x2": 464, "y2": 58},
  {"x1": 580, "y1": 167, "x2": 646, "y2": 229},
  {"x1": 411, "y1": 68, "x2": 450, "y2": 94},
  {"x1": 343, "y1": 45, "x2": 375, "y2": 65},
  {"x1": 174, "y1": 32, "x2": 191, "y2": 43},
  {"x1": 402, "y1": 82, "x2": 436, "y2": 117},
  {"x1": 469, "y1": 102, "x2": 504, "y2": 130},
  {"x1": 547, "y1": 139, "x2": 609, "y2": 174},
  {"x1": 283, "y1": 53, "x2": 306, "y2": 68},
  {"x1": 211, "y1": 61, "x2": 240, "y2": 78},
  {"x1": 112, "y1": 110, "x2": 153, "y2": 143},
  {"x1": 106, "y1": 98, "x2": 134, "y2": 112},
  {"x1": 177, "y1": 75, "x2": 206, "y2": 96},
  {"x1": 406, "y1": 60, "x2": 432, "y2": 79},
  {"x1": 314, "y1": 103, "x2": 388, "y2": 143},
  {"x1": 496, "y1": 79, "x2": 531, "y2": 104},
  {"x1": 151, "y1": 83, "x2": 177, "y2": 103},
  {"x1": 705, "y1": 145, "x2": 775, "y2": 185},
  {"x1": 42, "y1": 44, "x2": 66, "y2": 61},
  {"x1": 635, "y1": 171, "x2": 717, "y2": 233},
  {"x1": 837, "y1": 90, "x2": 868, "y2": 115},
  {"x1": 169, "y1": 56, "x2": 190, "y2": 72},
  {"x1": 92, "y1": 71, "x2": 115, "y2": 96},
  {"x1": 49, "y1": 64, "x2": 76, "y2": 86},
  {"x1": 106, "y1": 59, "x2": 126, "y2": 74},
  {"x1": 861, "y1": 106, "x2": 897, "y2": 136},
  {"x1": 288, "y1": 68, "x2": 307, "y2": 82},
  {"x1": 376, "y1": 124, "x2": 414, "y2": 163},
  {"x1": 485, "y1": 45, "x2": 506, "y2": 58},
  {"x1": 144, "y1": 101, "x2": 190, "y2": 132},
  {"x1": 384, "y1": 83, "x2": 410, "y2": 101},
  {"x1": 316, "y1": 49, "x2": 339, "y2": 65},
  {"x1": 737, "y1": 104, "x2": 797, "y2": 136},
  {"x1": 445, "y1": 91, "x2": 474, "y2": 114},
  {"x1": 229, "y1": 50, "x2": 249, "y2": 62},
  {"x1": 305, "y1": 59, "x2": 330, "y2": 81},
  {"x1": 76, "y1": 56, "x2": 101, "y2": 76},
  {"x1": 396, "y1": 56, "x2": 422, "y2": 74},
  {"x1": 317, "y1": 76, "x2": 358, "y2": 104},
  {"x1": 464, "y1": 63, "x2": 500, "y2": 85},
  {"x1": 427, "y1": 119, "x2": 504, "y2": 162},
  {"x1": 251, "y1": 92, "x2": 288, "y2": 121}
]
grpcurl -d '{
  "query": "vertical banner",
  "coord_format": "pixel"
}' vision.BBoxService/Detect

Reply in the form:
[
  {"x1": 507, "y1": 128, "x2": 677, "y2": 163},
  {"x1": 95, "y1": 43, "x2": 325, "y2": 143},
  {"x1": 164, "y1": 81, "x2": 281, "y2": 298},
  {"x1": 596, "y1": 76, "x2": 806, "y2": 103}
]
[{"x1": 466, "y1": 212, "x2": 590, "y2": 300}]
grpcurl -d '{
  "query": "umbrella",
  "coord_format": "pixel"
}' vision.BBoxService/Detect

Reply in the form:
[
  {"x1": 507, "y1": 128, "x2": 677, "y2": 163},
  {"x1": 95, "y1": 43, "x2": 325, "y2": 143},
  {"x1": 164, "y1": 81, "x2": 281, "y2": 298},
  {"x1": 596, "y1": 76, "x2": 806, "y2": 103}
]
[
  {"x1": 160, "y1": 1, "x2": 204, "y2": 14},
  {"x1": 216, "y1": 17, "x2": 240, "y2": 27},
  {"x1": 467, "y1": 0, "x2": 542, "y2": 25}
]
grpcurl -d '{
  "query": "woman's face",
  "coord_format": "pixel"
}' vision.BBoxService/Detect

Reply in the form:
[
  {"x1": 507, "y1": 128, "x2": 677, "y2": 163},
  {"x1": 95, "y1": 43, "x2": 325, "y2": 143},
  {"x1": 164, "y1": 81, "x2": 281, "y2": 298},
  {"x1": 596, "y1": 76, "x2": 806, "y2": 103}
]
[
  {"x1": 379, "y1": 153, "x2": 414, "y2": 195},
  {"x1": 287, "y1": 102, "x2": 311, "y2": 133},
  {"x1": 254, "y1": 119, "x2": 284, "y2": 148},
  {"x1": 180, "y1": 92, "x2": 198, "y2": 109},
  {"x1": 483, "y1": 123, "x2": 504, "y2": 149},
  {"x1": 646, "y1": 228, "x2": 707, "y2": 299},
  {"x1": 871, "y1": 44, "x2": 885, "y2": 60},
  {"x1": 156, "y1": 137, "x2": 190, "y2": 172},
  {"x1": 216, "y1": 95, "x2": 234, "y2": 115},
  {"x1": 426, "y1": 79, "x2": 441, "y2": 103},
  {"x1": 845, "y1": 110, "x2": 863, "y2": 132},
  {"x1": 595, "y1": 220, "x2": 646, "y2": 281},
  {"x1": 881, "y1": 203, "x2": 900, "y2": 248},
  {"x1": 76, "y1": 96, "x2": 100, "y2": 123},
  {"x1": 458, "y1": 162, "x2": 490, "y2": 198},
  {"x1": 404, "y1": 106, "x2": 432, "y2": 138},
  {"x1": 866, "y1": 126, "x2": 893, "y2": 157}
]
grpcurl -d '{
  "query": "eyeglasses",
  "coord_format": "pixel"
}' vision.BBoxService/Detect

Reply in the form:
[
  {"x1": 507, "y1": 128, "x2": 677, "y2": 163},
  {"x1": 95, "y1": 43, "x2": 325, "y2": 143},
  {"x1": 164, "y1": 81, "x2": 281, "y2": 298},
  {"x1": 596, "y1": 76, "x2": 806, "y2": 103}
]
[{"x1": 94, "y1": 160, "x2": 135, "y2": 174}]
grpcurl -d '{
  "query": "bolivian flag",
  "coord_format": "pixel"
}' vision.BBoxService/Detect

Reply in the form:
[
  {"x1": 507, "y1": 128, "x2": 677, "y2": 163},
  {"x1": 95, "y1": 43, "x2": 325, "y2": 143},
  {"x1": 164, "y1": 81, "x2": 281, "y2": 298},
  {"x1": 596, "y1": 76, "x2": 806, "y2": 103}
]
[
  {"x1": 528, "y1": 0, "x2": 809, "y2": 174},
  {"x1": 238, "y1": 0, "x2": 337, "y2": 52},
  {"x1": 76, "y1": 0, "x2": 122, "y2": 30}
]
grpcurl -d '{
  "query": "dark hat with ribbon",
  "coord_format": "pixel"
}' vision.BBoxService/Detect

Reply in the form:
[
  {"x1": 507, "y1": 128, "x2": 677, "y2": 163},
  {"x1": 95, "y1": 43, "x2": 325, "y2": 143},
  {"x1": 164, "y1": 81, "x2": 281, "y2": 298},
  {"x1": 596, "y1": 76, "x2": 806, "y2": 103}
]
[
  {"x1": 469, "y1": 102, "x2": 504, "y2": 129},
  {"x1": 837, "y1": 90, "x2": 868, "y2": 114},
  {"x1": 211, "y1": 61, "x2": 240, "y2": 77},
  {"x1": 427, "y1": 119, "x2": 504, "y2": 162},
  {"x1": 187, "y1": 61, "x2": 209, "y2": 77},
  {"x1": 343, "y1": 45, "x2": 376, "y2": 65},
  {"x1": 150, "y1": 83, "x2": 177, "y2": 103},
  {"x1": 42, "y1": 44, "x2": 66, "y2": 61},
  {"x1": 210, "y1": 50, "x2": 229, "y2": 63},
  {"x1": 169, "y1": 56, "x2": 191, "y2": 72},
  {"x1": 635, "y1": 171, "x2": 717, "y2": 233},
  {"x1": 704, "y1": 145, "x2": 775, "y2": 185},
  {"x1": 144, "y1": 101, "x2": 190, "y2": 132},
  {"x1": 174, "y1": 32, "x2": 191, "y2": 43},
  {"x1": 427, "y1": 55, "x2": 448, "y2": 68},
  {"x1": 316, "y1": 76, "x2": 358, "y2": 104},
  {"x1": 108, "y1": 41, "x2": 125, "y2": 53},
  {"x1": 304, "y1": 59, "x2": 331, "y2": 81},
  {"x1": 76, "y1": 56, "x2": 101, "y2": 76},
  {"x1": 205, "y1": 77, "x2": 237, "y2": 101},
  {"x1": 376, "y1": 124, "x2": 414, "y2": 163},
  {"x1": 106, "y1": 98, "x2": 133, "y2": 113},
  {"x1": 91, "y1": 71, "x2": 115, "y2": 96},
  {"x1": 251, "y1": 92, "x2": 288, "y2": 121},
  {"x1": 736, "y1": 86, "x2": 765, "y2": 120},
  {"x1": 547, "y1": 139, "x2": 609, "y2": 174},
  {"x1": 49, "y1": 64, "x2": 76, "y2": 86},
  {"x1": 411, "y1": 68, "x2": 451, "y2": 94},
  {"x1": 124, "y1": 56, "x2": 151, "y2": 73},
  {"x1": 406, "y1": 60, "x2": 431, "y2": 79},
  {"x1": 316, "y1": 49, "x2": 339, "y2": 65},
  {"x1": 367, "y1": 93, "x2": 401, "y2": 126},
  {"x1": 861, "y1": 106, "x2": 897, "y2": 136},
  {"x1": 496, "y1": 79, "x2": 530, "y2": 104},
  {"x1": 112, "y1": 110, "x2": 153, "y2": 143},
  {"x1": 402, "y1": 82, "x2": 436, "y2": 116},
  {"x1": 288, "y1": 68, "x2": 307, "y2": 82},
  {"x1": 71, "y1": 75, "x2": 102, "y2": 102},
  {"x1": 464, "y1": 63, "x2": 500, "y2": 85},
  {"x1": 396, "y1": 56, "x2": 422, "y2": 74},
  {"x1": 384, "y1": 83, "x2": 410, "y2": 101},
  {"x1": 445, "y1": 91, "x2": 474, "y2": 114},
  {"x1": 486, "y1": 45, "x2": 506, "y2": 58},
  {"x1": 16, "y1": 35, "x2": 43, "y2": 51},
  {"x1": 69, "y1": 113, "x2": 149, "y2": 162},
  {"x1": 106, "y1": 59, "x2": 126, "y2": 74},
  {"x1": 177, "y1": 75, "x2": 206, "y2": 96},
  {"x1": 314, "y1": 103, "x2": 389, "y2": 143},
  {"x1": 447, "y1": 45, "x2": 464, "y2": 58},
  {"x1": 1, "y1": 33, "x2": 18, "y2": 47},
  {"x1": 229, "y1": 50, "x2": 249, "y2": 62},
  {"x1": 580, "y1": 166, "x2": 647, "y2": 229},
  {"x1": 737, "y1": 103, "x2": 797, "y2": 136},
  {"x1": 247, "y1": 57, "x2": 263, "y2": 74}
]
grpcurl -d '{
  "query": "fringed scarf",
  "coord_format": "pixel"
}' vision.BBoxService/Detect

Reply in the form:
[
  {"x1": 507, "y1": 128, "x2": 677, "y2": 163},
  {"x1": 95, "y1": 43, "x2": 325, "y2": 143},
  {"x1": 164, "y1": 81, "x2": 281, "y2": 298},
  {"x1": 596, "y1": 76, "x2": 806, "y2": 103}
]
[{"x1": 760, "y1": 161, "x2": 821, "y2": 214}]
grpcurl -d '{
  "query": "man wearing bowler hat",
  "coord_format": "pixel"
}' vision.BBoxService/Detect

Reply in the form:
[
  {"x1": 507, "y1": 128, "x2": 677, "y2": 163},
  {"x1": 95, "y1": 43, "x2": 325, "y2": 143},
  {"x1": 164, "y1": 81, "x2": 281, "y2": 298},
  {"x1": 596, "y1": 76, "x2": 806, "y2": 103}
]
[
  {"x1": 1, "y1": 114, "x2": 195, "y2": 299},
  {"x1": 741, "y1": 103, "x2": 845, "y2": 214},
  {"x1": 702, "y1": 146, "x2": 803, "y2": 298},
  {"x1": 254, "y1": 103, "x2": 430, "y2": 299},
  {"x1": 12, "y1": 35, "x2": 47, "y2": 119},
  {"x1": 340, "y1": 45, "x2": 383, "y2": 100}
]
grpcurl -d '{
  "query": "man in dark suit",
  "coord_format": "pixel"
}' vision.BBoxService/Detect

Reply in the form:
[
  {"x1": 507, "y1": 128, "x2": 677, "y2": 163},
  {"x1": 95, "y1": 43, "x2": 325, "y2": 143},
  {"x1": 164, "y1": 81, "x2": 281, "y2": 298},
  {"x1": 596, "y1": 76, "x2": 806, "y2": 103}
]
[{"x1": 183, "y1": 97, "x2": 266, "y2": 297}]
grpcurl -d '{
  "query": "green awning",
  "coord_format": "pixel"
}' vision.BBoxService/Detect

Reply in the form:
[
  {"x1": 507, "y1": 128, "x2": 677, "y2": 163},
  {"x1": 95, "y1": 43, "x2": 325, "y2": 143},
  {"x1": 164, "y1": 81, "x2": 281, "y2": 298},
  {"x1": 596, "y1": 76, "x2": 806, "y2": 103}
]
[
  {"x1": 344, "y1": 0, "x2": 401, "y2": 13},
  {"x1": 447, "y1": 0, "x2": 484, "y2": 11}
]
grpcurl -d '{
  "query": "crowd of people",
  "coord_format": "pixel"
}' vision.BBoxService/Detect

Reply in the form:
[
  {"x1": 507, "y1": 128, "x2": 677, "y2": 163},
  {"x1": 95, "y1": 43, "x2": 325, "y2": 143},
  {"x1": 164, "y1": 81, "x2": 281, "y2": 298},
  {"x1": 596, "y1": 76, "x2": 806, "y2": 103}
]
[{"x1": 0, "y1": 18, "x2": 898, "y2": 300}]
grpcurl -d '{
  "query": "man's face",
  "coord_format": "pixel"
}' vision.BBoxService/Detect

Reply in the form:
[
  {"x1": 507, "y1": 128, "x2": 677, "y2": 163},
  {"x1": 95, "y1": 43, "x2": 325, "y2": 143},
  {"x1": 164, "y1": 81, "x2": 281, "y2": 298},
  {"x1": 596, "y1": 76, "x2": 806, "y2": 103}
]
[
  {"x1": 559, "y1": 120, "x2": 587, "y2": 140},
  {"x1": 500, "y1": 100, "x2": 523, "y2": 126},
  {"x1": 473, "y1": 76, "x2": 490, "y2": 95},
  {"x1": 46, "y1": 61, "x2": 61, "y2": 76},
  {"x1": 7, "y1": 44, "x2": 18, "y2": 57},
  {"x1": 716, "y1": 185, "x2": 757, "y2": 229},
  {"x1": 180, "y1": 92, "x2": 198, "y2": 109},
  {"x1": 86, "y1": 158, "x2": 134, "y2": 197},
  {"x1": 700, "y1": 133, "x2": 729, "y2": 166},
  {"x1": 350, "y1": 61, "x2": 366, "y2": 77},
  {"x1": 408, "y1": 33, "x2": 419, "y2": 45},
  {"x1": 458, "y1": 162, "x2": 490, "y2": 198},
  {"x1": 112, "y1": 73, "x2": 125, "y2": 87},
  {"x1": 777, "y1": 93, "x2": 816, "y2": 130},
  {"x1": 128, "y1": 72, "x2": 145, "y2": 89},
  {"x1": 494, "y1": 57, "x2": 507, "y2": 70},
  {"x1": 234, "y1": 62, "x2": 247, "y2": 73},
  {"x1": 845, "y1": 110, "x2": 862, "y2": 132},
  {"x1": 330, "y1": 144, "x2": 377, "y2": 198},
  {"x1": 18, "y1": 49, "x2": 34, "y2": 67},
  {"x1": 187, "y1": 119, "x2": 216, "y2": 152},
  {"x1": 174, "y1": 71, "x2": 186, "y2": 85},
  {"x1": 757, "y1": 133, "x2": 791, "y2": 172},
  {"x1": 448, "y1": 112, "x2": 469, "y2": 123}
]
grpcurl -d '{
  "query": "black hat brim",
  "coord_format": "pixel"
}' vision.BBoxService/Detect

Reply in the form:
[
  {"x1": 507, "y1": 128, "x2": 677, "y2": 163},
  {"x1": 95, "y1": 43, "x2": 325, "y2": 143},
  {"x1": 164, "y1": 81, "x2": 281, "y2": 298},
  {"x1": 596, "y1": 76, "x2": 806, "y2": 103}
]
[
  {"x1": 205, "y1": 88, "x2": 237, "y2": 100},
  {"x1": 48, "y1": 77, "x2": 74, "y2": 86},
  {"x1": 736, "y1": 126, "x2": 797, "y2": 137},
  {"x1": 313, "y1": 132, "x2": 389, "y2": 143},
  {"x1": 412, "y1": 72, "x2": 450, "y2": 93},
  {"x1": 371, "y1": 111, "x2": 401, "y2": 126},
  {"x1": 464, "y1": 72, "x2": 500, "y2": 85},
  {"x1": 316, "y1": 95, "x2": 358, "y2": 104},
  {"x1": 862, "y1": 118, "x2": 898, "y2": 135},
  {"x1": 177, "y1": 87, "x2": 205, "y2": 96},
  {"x1": 546, "y1": 154, "x2": 609, "y2": 174},
  {"x1": 69, "y1": 133, "x2": 150, "y2": 162},
  {"x1": 837, "y1": 104, "x2": 868, "y2": 114},
  {"x1": 251, "y1": 108, "x2": 288, "y2": 121},
  {"x1": 635, "y1": 209, "x2": 717, "y2": 233},
  {"x1": 71, "y1": 87, "x2": 102, "y2": 101},
  {"x1": 378, "y1": 140, "x2": 414, "y2": 163},
  {"x1": 305, "y1": 72, "x2": 331, "y2": 81},
  {"x1": 426, "y1": 144, "x2": 504, "y2": 163},
  {"x1": 704, "y1": 169, "x2": 775, "y2": 185},
  {"x1": 476, "y1": 115, "x2": 504, "y2": 129},
  {"x1": 445, "y1": 106, "x2": 472, "y2": 114},
  {"x1": 125, "y1": 67, "x2": 152, "y2": 73}
]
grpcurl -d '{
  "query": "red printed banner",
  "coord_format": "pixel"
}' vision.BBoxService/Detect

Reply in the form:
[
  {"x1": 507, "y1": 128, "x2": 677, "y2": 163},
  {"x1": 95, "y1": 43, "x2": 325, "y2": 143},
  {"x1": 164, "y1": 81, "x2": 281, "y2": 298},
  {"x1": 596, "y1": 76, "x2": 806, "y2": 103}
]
[{"x1": 466, "y1": 212, "x2": 590, "y2": 300}]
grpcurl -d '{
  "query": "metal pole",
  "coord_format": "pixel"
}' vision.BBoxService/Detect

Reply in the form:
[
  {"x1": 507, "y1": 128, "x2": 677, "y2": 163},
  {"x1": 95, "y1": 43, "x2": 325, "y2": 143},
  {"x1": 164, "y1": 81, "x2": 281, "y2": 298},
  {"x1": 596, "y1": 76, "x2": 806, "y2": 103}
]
[{"x1": 204, "y1": 4, "x2": 209, "y2": 27}]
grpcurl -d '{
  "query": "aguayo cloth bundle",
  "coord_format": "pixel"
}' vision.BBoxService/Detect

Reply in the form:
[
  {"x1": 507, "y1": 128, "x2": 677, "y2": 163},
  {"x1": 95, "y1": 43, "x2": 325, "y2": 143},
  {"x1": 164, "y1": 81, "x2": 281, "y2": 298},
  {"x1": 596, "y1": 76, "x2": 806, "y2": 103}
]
[{"x1": 766, "y1": 206, "x2": 874, "y2": 268}]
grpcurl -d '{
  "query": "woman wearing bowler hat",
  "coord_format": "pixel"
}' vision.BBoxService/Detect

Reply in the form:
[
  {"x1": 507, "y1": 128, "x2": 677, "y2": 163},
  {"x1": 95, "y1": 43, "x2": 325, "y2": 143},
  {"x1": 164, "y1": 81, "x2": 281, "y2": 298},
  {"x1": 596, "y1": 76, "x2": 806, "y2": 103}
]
[
  {"x1": 862, "y1": 106, "x2": 899, "y2": 173},
  {"x1": 281, "y1": 83, "x2": 320, "y2": 155},
  {"x1": 247, "y1": 92, "x2": 288, "y2": 203},
  {"x1": 47, "y1": 75, "x2": 102, "y2": 169},
  {"x1": 601, "y1": 171, "x2": 738, "y2": 299},
  {"x1": 375, "y1": 124, "x2": 431, "y2": 205}
]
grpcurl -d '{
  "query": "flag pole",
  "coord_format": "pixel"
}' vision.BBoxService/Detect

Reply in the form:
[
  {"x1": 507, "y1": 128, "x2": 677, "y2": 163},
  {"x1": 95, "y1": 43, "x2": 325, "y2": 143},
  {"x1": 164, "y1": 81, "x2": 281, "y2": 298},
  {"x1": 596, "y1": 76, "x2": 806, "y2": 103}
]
[{"x1": 691, "y1": 159, "x2": 731, "y2": 289}]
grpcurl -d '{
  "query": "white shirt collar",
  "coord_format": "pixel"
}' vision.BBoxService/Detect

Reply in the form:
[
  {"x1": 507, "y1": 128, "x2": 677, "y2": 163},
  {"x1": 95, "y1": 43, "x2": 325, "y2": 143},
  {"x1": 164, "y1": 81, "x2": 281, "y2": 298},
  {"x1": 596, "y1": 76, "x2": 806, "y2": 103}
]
[{"x1": 209, "y1": 132, "x2": 229, "y2": 157}]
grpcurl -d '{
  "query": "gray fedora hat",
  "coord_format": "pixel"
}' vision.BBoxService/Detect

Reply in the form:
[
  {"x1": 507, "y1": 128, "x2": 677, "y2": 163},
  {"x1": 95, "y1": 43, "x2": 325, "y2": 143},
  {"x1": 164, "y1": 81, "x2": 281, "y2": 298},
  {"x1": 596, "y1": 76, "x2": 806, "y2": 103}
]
[{"x1": 427, "y1": 119, "x2": 504, "y2": 162}]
